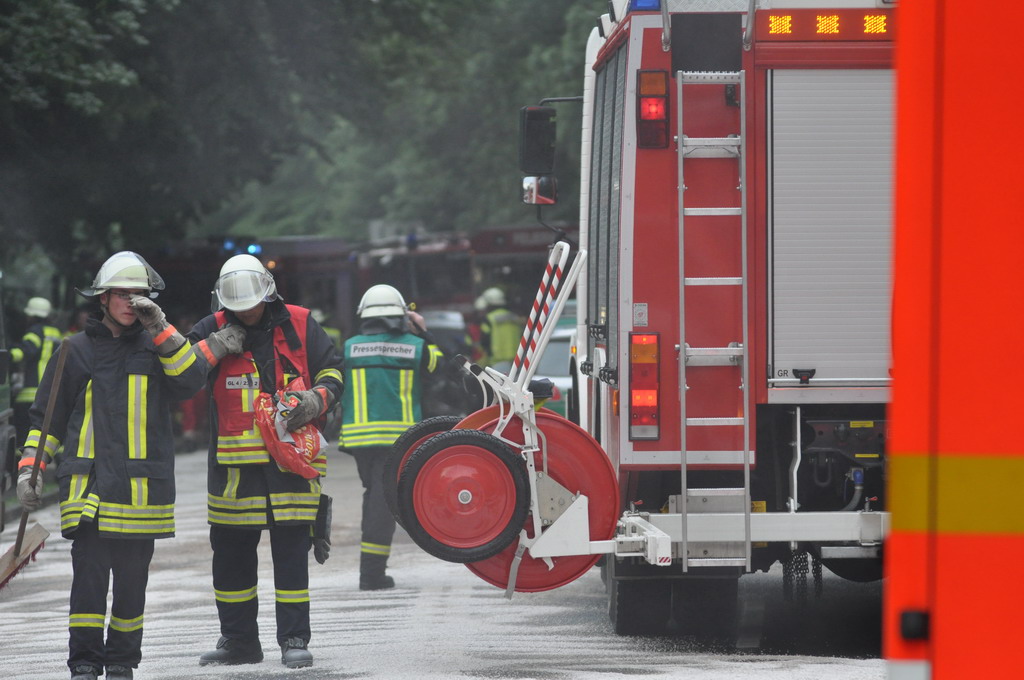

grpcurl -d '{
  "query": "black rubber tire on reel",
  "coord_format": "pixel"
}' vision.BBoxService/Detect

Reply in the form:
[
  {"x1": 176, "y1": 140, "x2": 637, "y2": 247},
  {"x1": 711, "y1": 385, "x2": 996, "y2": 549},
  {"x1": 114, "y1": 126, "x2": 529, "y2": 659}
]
[
  {"x1": 396, "y1": 429, "x2": 530, "y2": 564},
  {"x1": 382, "y1": 415, "x2": 462, "y2": 526}
]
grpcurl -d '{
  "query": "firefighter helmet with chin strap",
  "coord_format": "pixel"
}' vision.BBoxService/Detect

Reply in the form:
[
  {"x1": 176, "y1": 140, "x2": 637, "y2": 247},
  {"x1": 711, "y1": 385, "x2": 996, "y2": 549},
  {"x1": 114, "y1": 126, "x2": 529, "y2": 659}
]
[
  {"x1": 357, "y1": 284, "x2": 408, "y2": 319},
  {"x1": 213, "y1": 254, "x2": 278, "y2": 312},
  {"x1": 77, "y1": 251, "x2": 165, "y2": 299}
]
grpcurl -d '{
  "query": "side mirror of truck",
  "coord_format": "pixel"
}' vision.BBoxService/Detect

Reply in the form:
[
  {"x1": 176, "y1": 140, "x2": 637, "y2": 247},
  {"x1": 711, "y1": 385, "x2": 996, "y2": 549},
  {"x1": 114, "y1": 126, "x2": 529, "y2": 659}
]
[
  {"x1": 519, "y1": 106, "x2": 557, "y2": 175},
  {"x1": 522, "y1": 176, "x2": 558, "y2": 206},
  {"x1": 0, "y1": 349, "x2": 9, "y2": 383}
]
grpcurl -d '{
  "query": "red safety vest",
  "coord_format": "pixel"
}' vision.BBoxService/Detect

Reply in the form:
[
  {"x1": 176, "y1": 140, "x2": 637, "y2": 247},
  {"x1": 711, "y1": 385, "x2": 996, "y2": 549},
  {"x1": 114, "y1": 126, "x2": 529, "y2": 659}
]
[{"x1": 211, "y1": 305, "x2": 312, "y2": 466}]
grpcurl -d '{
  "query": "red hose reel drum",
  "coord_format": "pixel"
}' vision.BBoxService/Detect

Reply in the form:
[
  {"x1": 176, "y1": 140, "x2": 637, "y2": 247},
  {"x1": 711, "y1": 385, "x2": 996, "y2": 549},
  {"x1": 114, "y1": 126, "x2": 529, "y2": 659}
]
[{"x1": 461, "y1": 410, "x2": 619, "y2": 593}]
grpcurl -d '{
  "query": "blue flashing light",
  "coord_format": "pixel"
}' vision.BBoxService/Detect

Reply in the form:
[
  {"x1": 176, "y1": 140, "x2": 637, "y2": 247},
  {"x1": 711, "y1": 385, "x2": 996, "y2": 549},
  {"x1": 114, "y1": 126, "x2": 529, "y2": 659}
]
[
  {"x1": 630, "y1": 0, "x2": 661, "y2": 11},
  {"x1": 223, "y1": 238, "x2": 235, "y2": 251},
  {"x1": 247, "y1": 243, "x2": 262, "y2": 255}
]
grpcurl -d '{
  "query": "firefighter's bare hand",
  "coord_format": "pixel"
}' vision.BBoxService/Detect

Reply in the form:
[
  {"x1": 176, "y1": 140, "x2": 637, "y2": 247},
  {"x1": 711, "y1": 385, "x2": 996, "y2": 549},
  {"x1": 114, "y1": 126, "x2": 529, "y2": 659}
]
[
  {"x1": 17, "y1": 461, "x2": 45, "y2": 511},
  {"x1": 130, "y1": 295, "x2": 168, "y2": 333},
  {"x1": 283, "y1": 386, "x2": 334, "y2": 431},
  {"x1": 206, "y1": 325, "x2": 245, "y2": 359}
]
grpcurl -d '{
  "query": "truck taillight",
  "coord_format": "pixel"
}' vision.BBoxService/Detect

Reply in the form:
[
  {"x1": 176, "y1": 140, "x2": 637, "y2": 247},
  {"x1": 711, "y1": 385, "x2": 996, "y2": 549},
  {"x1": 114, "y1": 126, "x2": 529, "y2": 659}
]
[
  {"x1": 637, "y1": 70, "x2": 669, "y2": 148},
  {"x1": 629, "y1": 333, "x2": 659, "y2": 440}
]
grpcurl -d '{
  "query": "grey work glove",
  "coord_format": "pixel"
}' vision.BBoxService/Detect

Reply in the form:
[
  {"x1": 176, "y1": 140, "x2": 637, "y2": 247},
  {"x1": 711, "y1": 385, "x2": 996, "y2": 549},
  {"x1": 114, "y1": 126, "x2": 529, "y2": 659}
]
[
  {"x1": 130, "y1": 295, "x2": 188, "y2": 355},
  {"x1": 196, "y1": 325, "x2": 246, "y2": 366},
  {"x1": 130, "y1": 295, "x2": 169, "y2": 334},
  {"x1": 283, "y1": 386, "x2": 334, "y2": 432},
  {"x1": 17, "y1": 449, "x2": 45, "y2": 511}
]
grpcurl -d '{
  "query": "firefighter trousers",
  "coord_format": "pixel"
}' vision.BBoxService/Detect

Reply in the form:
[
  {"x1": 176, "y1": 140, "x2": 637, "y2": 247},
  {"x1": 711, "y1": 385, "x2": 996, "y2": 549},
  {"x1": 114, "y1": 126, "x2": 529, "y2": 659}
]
[
  {"x1": 351, "y1": 447, "x2": 396, "y2": 574},
  {"x1": 210, "y1": 524, "x2": 312, "y2": 646},
  {"x1": 68, "y1": 521, "x2": 155, "y2": 672}
]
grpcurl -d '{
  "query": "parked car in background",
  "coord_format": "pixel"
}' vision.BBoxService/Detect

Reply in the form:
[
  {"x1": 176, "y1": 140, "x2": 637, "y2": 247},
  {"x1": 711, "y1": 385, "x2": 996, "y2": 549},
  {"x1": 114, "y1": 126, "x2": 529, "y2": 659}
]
[
  {"x1": 420, "y1": 309, "x2": 470, "y2": 358},
  {"x1": 533, "y1": 326, "x2": 574, "y2": 420},
  {"x1": 419, "y1": 309, "x2": 477, "y2": 417}
]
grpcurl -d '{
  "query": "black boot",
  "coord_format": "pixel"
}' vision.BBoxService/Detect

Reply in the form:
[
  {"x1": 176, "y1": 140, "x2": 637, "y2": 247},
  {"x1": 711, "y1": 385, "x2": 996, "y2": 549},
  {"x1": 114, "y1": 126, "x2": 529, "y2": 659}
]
[
  {"x1": 359, "y1": 552, "x2": 395, "y2": 591},
  {"x1": 70, "y1": 667, "x2": 99, "y2": 680},
  {"x1": 105, "y1": 665, "x2": 133, "y2": 680},
  {"x1": 280, "y1": 637, "x2": 313, "y2": 668},
  {"x1": 198, "y1": 636, "x2": 264, "y2": 665}
]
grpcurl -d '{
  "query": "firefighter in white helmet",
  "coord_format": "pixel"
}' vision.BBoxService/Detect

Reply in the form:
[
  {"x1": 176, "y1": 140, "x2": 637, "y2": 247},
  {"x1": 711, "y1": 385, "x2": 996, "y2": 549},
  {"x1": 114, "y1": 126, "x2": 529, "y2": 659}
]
[
  {"x1": 16, "y1": 251, "x2": 212, "y2": 680},
  {"x1": 187, "y1": 253, "x2": 344, "y2": 669},
  {"x1": 476, "y1": 286, "x2": 523, "y2": 368},
  {"x1": 340, "y1": 284, "x2": 443, "y2": 590},
  {"x1": 9, "y1": 296, "x2": 62, "y2": 442}
]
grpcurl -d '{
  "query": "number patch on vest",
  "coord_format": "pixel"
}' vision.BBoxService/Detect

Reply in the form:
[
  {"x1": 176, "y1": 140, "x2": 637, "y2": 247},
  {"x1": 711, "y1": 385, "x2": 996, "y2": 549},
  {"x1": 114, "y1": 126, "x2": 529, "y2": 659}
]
[
  {"x1": 349, "y1": 342, "x2": 416, "y2": 359},
  {"x1": 225, "y1": 376, "x2": 260, "y2": 389}
]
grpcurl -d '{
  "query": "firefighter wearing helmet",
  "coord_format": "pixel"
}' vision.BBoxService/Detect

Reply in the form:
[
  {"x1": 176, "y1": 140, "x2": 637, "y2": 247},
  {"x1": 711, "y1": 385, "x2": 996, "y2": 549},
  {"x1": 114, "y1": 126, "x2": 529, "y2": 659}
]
[
  {"x1": 340, "y1": 284, "x2": 443, "y2": 590},
  {"x1": 187, "y1": 253, "x2": 344, "y2": 669},
  {"x1": 9, "y1": 296, "x2": 62, "y2": 442},
  {"x1": 475, "y1": 286, "x2": 523, "y2": 368},
  {"x1": 16, "y1": 251, "x2": 208, "y2": 680}
]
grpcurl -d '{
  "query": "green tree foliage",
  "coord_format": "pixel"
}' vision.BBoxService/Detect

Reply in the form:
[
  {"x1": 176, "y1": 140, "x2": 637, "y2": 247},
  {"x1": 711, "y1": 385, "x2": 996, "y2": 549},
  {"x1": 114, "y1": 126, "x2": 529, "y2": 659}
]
[
  {"x1": 201, "y1": 0, "x2": 593, "y2": 240},
  {"x1": 0, "y1": 0, "x2": 598, "y2": 304}
]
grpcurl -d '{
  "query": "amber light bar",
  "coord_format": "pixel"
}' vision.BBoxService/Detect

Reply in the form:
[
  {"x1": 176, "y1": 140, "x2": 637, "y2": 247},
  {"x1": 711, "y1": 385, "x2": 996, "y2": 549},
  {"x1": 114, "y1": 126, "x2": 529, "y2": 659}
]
[{"x1": 756, "y1": 9, "x2": 895, "y2": 42}]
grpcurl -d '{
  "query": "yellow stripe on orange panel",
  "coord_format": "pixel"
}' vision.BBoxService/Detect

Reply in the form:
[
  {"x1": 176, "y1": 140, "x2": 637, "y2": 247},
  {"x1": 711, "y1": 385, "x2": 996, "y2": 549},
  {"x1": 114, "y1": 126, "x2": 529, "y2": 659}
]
[{"x1": 889, "y1": 454, "x2": 1024, "y2": 535}]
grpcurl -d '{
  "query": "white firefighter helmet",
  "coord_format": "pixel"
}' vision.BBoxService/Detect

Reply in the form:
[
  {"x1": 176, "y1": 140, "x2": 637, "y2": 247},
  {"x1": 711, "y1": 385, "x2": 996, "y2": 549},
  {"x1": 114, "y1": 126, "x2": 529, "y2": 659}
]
[
  {"x1": 78, "y1": 251, "x2": 165, "y2": 298},
  {"x1": 213, "y1": 254, "x2": 278, "y2": 312},
  {"x1": 357, "y1": 284, "x2": 407, "y2": 319},
  {"x1": 480, "y1": 287, "x2": 506, "y2": 307},
  {"x1": 23, "y1": 297, "x2": 52, "y2": 318}
]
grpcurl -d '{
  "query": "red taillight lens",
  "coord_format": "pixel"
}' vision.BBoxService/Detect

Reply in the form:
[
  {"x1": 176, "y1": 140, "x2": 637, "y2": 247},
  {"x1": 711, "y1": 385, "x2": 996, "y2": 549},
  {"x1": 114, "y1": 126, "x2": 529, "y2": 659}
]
[
  {"x1": 629, "y1": 333, "x2": 660, "y2": 440},
  {"x1": 639, "y1": 97, "x2": 666, "y2": 120},
  {"x1": 637, "y1": 70, "x2": 669, "y2": 148}
]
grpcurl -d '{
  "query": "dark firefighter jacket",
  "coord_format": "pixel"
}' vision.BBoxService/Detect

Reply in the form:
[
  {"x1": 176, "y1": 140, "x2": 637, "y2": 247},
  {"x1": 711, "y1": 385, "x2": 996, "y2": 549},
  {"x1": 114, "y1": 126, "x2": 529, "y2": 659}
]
[
  {"x1": 188, "y1": 300, "x2": 344, "y2": 529},
  {"x1": 11, "y1": 321, "x2": 63, "y2": 405},
  {"x1": 340, "y1": 319, "x2": 443, "y2": 449},
  {"x1": 22, "y1": 318, "x2": 206, "y2": 539}
]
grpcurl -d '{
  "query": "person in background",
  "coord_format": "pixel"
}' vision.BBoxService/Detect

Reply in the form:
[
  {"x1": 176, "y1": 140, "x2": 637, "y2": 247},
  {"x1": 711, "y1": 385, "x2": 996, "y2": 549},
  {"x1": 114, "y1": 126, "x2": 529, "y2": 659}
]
[
  {"x1": 339, "y1": 284, "x2": 443, "y2": 590},
  {"x1": 66, "y1": 302, "x2": 96, "y2": 336},
  {"x1": 188, "y1": 254, "x2": 343, "y2": 670},
  {"x1": 476, "y1": 287, "x2": 522, "y2": 370},
  {"x1": 310, "y1": 309, "x2": 342, "y2": 351},
  {"x1": 15, "y1": 252, "x2": 210, "y2": 680},
  {"x1": 9, "y1": 296, "x2": 63, "y2": 443}
]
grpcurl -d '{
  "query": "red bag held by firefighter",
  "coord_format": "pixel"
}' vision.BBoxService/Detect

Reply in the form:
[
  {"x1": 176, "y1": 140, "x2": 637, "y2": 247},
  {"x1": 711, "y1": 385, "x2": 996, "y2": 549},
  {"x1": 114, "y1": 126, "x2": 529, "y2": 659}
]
[{"x1": 252, "y1": 377, "x2": 325, "y2": 480}]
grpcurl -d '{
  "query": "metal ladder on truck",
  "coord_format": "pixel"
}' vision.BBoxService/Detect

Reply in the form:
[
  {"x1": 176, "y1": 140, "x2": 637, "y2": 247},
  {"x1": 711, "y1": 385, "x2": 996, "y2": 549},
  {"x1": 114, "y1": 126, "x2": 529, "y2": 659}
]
[{"x1": 676, "y1": 69, "x2": 752, "y2": 572}]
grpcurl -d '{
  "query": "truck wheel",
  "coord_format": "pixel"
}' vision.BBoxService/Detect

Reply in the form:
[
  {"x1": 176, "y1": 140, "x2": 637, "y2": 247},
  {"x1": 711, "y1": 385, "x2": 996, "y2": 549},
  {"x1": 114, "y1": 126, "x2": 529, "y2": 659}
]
[
  {"x1": 397, "y1": 429, "x2": 529, "y2": 563},
  {"x1": 608, "y1": 566, "x2": 671, "y2": 635},
  {"x1": 383, "y1": 416, "x2": 462, "y2": 526},
  {"x1": 671, "y1": 577, "x2": 740, "y2": 638}
]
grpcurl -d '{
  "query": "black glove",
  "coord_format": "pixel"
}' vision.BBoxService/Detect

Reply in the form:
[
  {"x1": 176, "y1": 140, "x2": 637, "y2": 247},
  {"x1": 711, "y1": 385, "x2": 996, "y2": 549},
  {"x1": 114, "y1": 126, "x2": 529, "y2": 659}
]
[{"x1": 313, "y1": 494, "x2": 333, "y2": 564}]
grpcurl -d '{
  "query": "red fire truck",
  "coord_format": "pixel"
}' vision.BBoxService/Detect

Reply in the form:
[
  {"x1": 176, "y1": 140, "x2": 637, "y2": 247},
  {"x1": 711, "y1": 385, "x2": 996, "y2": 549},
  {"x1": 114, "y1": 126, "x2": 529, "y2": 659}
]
[
  {"x1": 562, "y1": 0, "x2": 895, "y2": 634},
  {"x1": 392, "y1": 0, "x2": 896, "y2": 637}
]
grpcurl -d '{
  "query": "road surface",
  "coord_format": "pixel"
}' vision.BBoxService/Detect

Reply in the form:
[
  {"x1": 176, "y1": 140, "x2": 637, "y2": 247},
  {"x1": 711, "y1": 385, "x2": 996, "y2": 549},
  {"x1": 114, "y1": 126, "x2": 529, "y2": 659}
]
[{"x1": 0, "y1": 448, "x2": 884, "y2": 679}]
